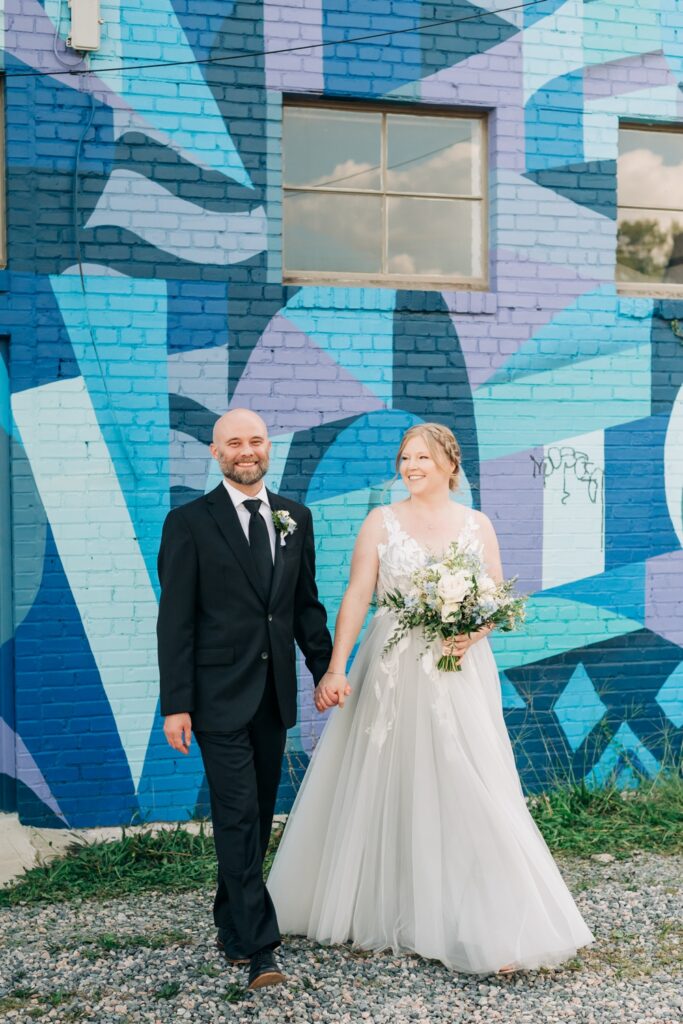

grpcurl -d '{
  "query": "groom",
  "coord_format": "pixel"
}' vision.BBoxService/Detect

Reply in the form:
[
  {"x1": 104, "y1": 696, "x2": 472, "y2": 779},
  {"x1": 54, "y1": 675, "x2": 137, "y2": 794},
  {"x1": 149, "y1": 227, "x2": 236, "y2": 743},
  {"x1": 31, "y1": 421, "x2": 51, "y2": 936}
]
[{"x1": 157, "y1": 408, "x2": 333, "y2": 989}]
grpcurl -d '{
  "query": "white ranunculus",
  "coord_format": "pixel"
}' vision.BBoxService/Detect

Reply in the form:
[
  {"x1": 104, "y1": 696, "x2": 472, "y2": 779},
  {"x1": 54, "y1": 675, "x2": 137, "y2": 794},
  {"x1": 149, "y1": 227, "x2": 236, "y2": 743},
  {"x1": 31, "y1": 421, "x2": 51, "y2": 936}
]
[{"x1": 437, "y1": 571, "x2": 471, "y2": 604}]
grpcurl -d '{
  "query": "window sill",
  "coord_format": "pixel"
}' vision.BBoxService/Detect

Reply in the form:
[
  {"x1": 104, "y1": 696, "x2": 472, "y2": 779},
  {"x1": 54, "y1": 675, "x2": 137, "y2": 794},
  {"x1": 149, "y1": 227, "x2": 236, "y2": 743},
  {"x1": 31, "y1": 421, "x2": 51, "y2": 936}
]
[{"x1": 282, "y1": 283, "x2": 497, "y2": 314}]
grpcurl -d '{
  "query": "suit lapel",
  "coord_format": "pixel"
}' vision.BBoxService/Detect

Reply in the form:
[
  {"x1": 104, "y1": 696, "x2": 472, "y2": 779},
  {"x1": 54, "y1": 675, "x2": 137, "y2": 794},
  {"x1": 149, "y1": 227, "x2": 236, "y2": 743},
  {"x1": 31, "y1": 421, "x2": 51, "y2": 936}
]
[
  {"x1": 206, "y1": 484, "x2": 268, "y2": 605},
  {"x1": 267, "y1": 490, "x2": 291, "y2": 606}
]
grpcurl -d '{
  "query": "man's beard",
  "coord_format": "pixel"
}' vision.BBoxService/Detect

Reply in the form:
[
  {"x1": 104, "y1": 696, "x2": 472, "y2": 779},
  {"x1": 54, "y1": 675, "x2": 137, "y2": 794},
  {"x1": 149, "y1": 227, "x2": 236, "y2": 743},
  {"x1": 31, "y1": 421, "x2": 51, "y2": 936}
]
[{"x1": 221, "y1": 455, "x2": 269, "y2": 486}]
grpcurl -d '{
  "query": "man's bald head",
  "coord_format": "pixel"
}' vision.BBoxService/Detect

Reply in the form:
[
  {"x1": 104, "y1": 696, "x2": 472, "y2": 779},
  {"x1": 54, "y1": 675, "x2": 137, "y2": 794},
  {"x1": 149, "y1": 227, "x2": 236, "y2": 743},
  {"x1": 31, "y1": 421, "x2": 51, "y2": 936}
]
[
  {"x1": 210, "y1": 408, "x2": 271, "y2": 493},
  {"x1": 212, "y1": 408, "x2": 269, "y2": 446}
]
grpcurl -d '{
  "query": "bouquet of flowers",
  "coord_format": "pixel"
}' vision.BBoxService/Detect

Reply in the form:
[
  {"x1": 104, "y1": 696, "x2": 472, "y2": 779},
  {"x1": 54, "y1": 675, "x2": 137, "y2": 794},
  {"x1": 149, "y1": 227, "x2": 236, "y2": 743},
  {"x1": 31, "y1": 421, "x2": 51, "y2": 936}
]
[{"x1": 379, "y1": 541, "x2": 527, "y2": 672}]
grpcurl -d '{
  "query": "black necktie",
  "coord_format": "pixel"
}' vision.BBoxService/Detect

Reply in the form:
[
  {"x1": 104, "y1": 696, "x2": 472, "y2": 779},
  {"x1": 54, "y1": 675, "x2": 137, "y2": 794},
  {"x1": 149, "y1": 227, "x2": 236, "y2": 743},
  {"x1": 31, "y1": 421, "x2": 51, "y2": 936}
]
[{"x1": 243, "y1": 499, "x2": 273, "y2": 593}]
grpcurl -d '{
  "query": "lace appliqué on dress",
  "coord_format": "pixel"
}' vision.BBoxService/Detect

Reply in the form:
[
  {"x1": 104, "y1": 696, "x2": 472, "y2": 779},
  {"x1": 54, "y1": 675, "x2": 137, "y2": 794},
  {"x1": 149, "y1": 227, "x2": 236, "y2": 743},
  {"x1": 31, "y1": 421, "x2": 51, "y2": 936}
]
[{"x1": 367, "y1": 505, "x2": 480, "y2": 749}]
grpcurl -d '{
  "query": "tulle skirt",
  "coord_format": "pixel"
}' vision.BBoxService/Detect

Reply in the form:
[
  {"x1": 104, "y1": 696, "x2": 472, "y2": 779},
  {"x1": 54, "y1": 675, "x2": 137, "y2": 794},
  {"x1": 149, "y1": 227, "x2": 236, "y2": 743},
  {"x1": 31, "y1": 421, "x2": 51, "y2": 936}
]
[{"x1": 268, "y1": 612, "x2": 594, "y2": 974}]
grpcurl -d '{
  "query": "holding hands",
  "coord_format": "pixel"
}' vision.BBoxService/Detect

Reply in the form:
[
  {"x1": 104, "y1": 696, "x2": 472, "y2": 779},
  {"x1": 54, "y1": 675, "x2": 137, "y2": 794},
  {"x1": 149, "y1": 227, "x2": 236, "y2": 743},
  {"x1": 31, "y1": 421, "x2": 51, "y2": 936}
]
[{"x1": 314, "y1": 671, "x2": 351, "y2": 713}]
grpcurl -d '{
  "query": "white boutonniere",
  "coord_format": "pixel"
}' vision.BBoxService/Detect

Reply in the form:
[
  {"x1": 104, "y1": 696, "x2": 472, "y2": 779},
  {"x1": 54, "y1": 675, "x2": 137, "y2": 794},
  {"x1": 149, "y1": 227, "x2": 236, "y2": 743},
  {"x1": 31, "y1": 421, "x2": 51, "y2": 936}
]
[{"x1": 272, "y1": 509, "x2": 297, "y2": 546}]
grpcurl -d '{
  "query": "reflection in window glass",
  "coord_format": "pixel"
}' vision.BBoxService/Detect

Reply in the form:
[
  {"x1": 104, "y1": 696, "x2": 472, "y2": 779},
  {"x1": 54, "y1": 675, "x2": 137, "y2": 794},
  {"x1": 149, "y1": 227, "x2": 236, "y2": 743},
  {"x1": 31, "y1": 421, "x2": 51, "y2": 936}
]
[
  {"x1": 283, "y1": 103, "x2": 486, "y2": 287},
  {"x1": 283, "y1": 108, "x2": 381, "y2": 192},
  {"x1": 386, "y1": 115, "x2": 480, "y2": 196},
  {"x1": 387, "y1": 197, "x2": 479, "y2": 277},
  {"x1": 284, "y1": 192, "x2": 382, "y2": 273},
  {"x1": 617, "y1": 125, "x2": 683, "y2": 288}
]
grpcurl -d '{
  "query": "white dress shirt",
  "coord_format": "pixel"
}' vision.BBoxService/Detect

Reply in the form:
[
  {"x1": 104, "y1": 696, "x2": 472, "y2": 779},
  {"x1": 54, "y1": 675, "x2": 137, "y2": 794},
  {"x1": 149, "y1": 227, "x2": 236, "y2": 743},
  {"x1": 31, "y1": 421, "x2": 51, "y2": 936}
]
[{"x1": 222, "y1": 479, "x2": 276, "y2": 561}]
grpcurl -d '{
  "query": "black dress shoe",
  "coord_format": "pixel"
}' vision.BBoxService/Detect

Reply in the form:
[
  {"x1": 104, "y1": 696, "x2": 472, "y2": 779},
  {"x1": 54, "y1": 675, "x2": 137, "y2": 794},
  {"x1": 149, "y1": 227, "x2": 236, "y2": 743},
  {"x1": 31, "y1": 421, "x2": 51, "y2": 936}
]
[
  {"x1": 247, "y1": 949, "x2": 286, "y2": 991},
  {"x1": 216, "y1": 928, "x2": 249, "y2": 965}
]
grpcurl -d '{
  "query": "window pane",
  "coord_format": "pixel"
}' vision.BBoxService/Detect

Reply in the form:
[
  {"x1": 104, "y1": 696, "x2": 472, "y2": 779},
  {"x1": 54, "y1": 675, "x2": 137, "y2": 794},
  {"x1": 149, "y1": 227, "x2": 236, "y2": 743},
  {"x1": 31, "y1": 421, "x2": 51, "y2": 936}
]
[
  {"x1": 616, "y1": 208, "x2": 683, "y2": 284},
  {"x1": 618, "y1": 128, "x2": 683, "y2": 210},
  {"x1": 283, "y1": 107, "x2": 382, "y2": 191},
  {"x1": 386, "y1": 115, "x2": 480, "y2": 196},
  {"x1": 284, "y1": 191, "x2": 382, "y2": 273},
  {"x1": 387, "y1": 197, "x2": 482, "y2": 278}
]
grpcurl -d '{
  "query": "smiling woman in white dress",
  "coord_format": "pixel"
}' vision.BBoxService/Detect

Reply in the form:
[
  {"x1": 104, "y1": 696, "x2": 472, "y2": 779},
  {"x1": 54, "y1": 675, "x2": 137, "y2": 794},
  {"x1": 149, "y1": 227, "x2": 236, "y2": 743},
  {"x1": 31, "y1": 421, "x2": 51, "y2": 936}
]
[{"x1": 268, "y1": 423, "x2": 594, "y2": 975}]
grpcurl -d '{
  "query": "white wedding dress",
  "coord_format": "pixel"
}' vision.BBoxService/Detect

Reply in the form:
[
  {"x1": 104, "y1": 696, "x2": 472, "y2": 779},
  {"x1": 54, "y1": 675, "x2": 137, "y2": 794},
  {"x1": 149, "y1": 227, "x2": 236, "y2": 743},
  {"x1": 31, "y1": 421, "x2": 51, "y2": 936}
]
[{"x1": 268, "y1": 507, "x2": 594, "y2": 973}]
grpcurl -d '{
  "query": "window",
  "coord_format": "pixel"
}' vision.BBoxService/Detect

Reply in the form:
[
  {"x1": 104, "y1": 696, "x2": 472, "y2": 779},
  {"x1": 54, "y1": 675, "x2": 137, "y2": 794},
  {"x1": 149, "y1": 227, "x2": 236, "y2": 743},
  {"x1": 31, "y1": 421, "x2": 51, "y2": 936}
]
[
  {"x1": 0, "y1": 78, "x2": 5, "y2": 269},
  {"x1": 282, "y1": 102, "x2": 486, "y2": 290},
  {"x1": 617, "y1": 123, "x2": 683, "y2": 292}
]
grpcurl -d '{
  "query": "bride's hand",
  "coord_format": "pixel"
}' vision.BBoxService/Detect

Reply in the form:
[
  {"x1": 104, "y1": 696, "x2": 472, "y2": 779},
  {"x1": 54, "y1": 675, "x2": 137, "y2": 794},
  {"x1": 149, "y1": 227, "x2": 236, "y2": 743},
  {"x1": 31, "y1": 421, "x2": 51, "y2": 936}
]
[
  {"x1": 442, "y1": 632, "x2": 482, "y2": 662},
  {"x1": 314, "y1": 672, "x2": 351, "y2": 712}
]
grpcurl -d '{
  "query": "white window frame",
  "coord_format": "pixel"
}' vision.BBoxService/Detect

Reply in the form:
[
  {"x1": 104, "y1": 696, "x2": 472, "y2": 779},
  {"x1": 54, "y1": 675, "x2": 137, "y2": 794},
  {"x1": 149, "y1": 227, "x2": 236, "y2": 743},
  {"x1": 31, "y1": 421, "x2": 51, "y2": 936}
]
[{"x1": 282, "y1": 99, "x2": 488, "y2": 292}]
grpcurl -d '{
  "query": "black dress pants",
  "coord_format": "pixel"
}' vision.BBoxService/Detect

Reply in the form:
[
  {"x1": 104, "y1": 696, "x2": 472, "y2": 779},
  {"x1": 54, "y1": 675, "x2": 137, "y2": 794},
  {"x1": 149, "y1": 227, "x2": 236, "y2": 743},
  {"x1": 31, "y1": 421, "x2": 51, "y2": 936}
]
[{"x1": 195, "y1": 666, "x2": 286, "y2": 956}]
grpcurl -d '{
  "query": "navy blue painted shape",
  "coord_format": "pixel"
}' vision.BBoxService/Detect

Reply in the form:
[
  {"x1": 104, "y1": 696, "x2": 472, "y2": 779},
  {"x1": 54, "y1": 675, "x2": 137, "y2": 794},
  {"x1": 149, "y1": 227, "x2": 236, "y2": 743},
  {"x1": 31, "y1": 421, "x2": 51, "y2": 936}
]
[
  {"x1": 418, "y1": 1, "x2": 518, "y2": 80},
  {"x1": 393, "y1": 290, "x2": 480, "y2": 504},
  {"x1": 524, "y1": 160, "x2": 617, "y2": 219},
  {"x1": 137, "y1": 697, "x2": 207, "y2": 823},
  {"x1": 604, "y1": 414, "x2": 680, "y2": 571},
  {"x1": 13, "y1": 530, "x2": 138, "y2": 827},
  {"x1": 651, "y1": 305, "x2": 683, "y2": 416},
  {"x1": 167, "y1": 280, "x2": 229, "y2": 354},
  {"x1": 170, "y1": 0, "x2": 236, "y2": 65},
  {"x1": 322, "y1": 1, "x2": 422, "y2": 98},
  {"x1": 504, "y1": 628, "x2": 682, "y2": 793},
  {"x1": 0, "y1": 273, "x2": 80, "y2": 394},
  {"x1": 279, "y1": 414, "x2": 365, "y2": 503}
]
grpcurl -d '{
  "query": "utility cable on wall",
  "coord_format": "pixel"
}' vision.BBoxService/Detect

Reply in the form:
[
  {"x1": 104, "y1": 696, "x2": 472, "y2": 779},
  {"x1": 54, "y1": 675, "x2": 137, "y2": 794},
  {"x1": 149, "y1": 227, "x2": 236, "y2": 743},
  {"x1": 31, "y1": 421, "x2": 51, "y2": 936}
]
[{"x1": 7, "y1": 1, "x2": 549, "y2": 80}]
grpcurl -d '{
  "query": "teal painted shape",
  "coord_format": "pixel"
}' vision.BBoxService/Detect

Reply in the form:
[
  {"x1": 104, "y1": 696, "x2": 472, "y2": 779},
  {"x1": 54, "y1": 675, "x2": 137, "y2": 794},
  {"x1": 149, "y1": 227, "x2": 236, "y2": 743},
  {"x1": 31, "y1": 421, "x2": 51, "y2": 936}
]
[
  {"x1": 585, "y1": 722, "x2": 660, "y2": 789},
  {"x1": 553, "y1": 663, "x2": 607, "y2": 752},
  {"x1": 542, "y1": 562, "x2": 646, "y2": 629},
  {"x1": 90, "y1": 0, "x2": 252, "y2": 184},
  {"x1": 49, "y1": 271, "x2": 169, "y2": 591},
  {"x1": 500, "y1": 672, "x2": 525, "y2": 709},
  {"x1": 491, "y1": 597, "x2": 643, "y2": 672},
  {"x1": 283, "y1": 289, "x2": 397, "y2": 407},
  {"x1": 484, "y1": 292, "x2": 652, "y2": 387},
  {"x1": 474, "y1": 342, "x2": 651, "y2": 461},
  {"x1": 655, "y1": 661, "x2": 683, "y2": 729},
  {"x1": 584, "y1": 0, "x2": 661, "y2": 68}
]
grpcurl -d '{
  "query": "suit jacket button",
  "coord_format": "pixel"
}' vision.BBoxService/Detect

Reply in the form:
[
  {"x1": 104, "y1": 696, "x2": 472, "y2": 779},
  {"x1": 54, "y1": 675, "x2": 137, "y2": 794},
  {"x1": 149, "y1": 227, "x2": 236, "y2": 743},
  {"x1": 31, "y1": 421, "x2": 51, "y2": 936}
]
[
  {"x1": 268, "y1": 614, "x2": 273, "y2": 622},
  {"x1": 261, "y1": 651, "x2": 269, "y2": 660}
]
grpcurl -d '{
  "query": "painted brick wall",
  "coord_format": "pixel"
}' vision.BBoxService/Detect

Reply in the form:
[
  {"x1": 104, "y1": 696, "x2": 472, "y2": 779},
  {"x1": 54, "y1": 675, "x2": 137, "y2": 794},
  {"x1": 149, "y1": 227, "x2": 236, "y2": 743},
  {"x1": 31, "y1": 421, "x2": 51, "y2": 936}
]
[{"x1": 0, "y1": 0, "x2": 681, "y2": 827}]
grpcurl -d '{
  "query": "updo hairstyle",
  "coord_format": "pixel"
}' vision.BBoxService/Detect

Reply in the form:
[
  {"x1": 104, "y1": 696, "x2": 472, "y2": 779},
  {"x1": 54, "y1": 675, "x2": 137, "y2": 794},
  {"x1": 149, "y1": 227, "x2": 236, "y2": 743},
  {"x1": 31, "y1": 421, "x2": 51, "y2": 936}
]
[{"x1": 395, "y1": 423, "x2": 462, "y2": 492}]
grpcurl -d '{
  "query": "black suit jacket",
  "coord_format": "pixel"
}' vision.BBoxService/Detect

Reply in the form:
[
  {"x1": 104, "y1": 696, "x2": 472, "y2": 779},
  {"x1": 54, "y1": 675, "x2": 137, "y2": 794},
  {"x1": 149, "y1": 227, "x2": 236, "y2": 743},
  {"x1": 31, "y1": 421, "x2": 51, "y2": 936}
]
[{"x1": 157, "y1": 483, "x2": 333, "y2": 732}]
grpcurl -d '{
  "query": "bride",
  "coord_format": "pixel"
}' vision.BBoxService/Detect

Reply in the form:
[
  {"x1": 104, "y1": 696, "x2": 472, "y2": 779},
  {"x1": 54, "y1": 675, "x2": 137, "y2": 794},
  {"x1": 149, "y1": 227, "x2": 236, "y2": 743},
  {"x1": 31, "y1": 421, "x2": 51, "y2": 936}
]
[{"x1": 268, "y1": 422, "x2": 594, "y2": 974}]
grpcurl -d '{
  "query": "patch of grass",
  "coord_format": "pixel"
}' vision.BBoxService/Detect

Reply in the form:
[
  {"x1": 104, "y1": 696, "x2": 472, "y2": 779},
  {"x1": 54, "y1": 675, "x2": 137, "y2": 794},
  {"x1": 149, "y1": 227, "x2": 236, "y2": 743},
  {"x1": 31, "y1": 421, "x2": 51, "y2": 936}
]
[
  {"x1": 155, "y1": 981, "x2": 180, "y2": 1000},
  {"x1": 528, "y1": 769, "x2": 682, "y2": 858},
  {"x1": 74, "y1": 929, "x2": 190, "y2": 960},
  {"x1": 0, "y1": 773, "x2": 680, "y2": 907},
  {"x1": 223, "y1": 982, "x2": 245, "y2": 1003},
  {"x1": 0, "y1": 825, "x2": 217, "y2": 907}
]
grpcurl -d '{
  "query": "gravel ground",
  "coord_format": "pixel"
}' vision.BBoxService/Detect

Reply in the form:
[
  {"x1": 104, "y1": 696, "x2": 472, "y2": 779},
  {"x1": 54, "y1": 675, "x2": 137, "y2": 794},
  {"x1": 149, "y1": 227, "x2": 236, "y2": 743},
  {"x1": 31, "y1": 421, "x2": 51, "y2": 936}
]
[{"x1": 0, "y1": 853, "x2": 680, "y2": 1024}]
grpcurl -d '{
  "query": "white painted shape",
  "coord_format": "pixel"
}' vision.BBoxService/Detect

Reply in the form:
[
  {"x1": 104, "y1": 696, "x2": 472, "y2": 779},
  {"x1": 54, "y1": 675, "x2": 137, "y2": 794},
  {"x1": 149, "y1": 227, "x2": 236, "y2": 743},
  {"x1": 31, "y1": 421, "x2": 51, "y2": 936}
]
[
  {"x1": 12, "y1": 377, "x2": 160, "y2": 791},
  {"x1": 542, "y1": 429, "x2": 605, "y2": 589},
  {"x1": 664, "y1": 385, "x2": 683, "y2": 547},
  {"x1": 85, "y1": 169, "x2": 267, "y2": 265},
  {"x1": 523, "y1": 0, "x2": 584, "y2": 103}
]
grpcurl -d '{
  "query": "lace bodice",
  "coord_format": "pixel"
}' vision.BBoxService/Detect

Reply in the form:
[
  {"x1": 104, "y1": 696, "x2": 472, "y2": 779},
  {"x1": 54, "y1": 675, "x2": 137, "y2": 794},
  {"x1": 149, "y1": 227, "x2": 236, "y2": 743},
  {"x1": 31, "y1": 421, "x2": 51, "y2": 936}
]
[{"x1": 376, "y1": 505, "x2": 482, "y2": 599}]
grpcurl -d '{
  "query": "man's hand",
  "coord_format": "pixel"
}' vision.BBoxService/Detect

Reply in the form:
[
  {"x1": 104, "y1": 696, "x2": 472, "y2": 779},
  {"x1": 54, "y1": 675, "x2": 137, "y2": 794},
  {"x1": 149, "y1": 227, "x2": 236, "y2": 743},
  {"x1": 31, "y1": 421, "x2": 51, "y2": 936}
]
[
  {"x1": 314, "y1": 672, "x2": 351, "y2": 713},
  {"x1": 164, "y1": 713, "x2": 193, "y2": 754}
]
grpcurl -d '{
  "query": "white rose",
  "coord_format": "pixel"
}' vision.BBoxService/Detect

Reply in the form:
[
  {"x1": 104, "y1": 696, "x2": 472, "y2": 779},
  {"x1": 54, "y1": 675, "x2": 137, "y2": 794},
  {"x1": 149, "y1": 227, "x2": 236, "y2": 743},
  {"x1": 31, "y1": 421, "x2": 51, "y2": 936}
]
[
  {"x1": 477, "y1": 575, "x2": 498, "y2": 598},
  {"x1": 441, "y1": 601, "x2": 461, "y2": 622},
  {"x1": 437, "y1": 571, "x2": 471, "y2": 604}
]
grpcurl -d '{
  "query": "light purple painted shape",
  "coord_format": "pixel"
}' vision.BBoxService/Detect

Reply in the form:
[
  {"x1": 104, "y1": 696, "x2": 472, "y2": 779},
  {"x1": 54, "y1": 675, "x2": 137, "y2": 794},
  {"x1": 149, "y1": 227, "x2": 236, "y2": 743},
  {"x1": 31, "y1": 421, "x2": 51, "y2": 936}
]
[
  {"x1": 479, "y1": 447, "x2": 545, "y2": 594},
  {"x1": 583, "y1": 50, "x2": 679, "y2": 100},
  {"x1": 5, "y1": 0, "x2": 141, "y2": 117},
  {"x1": 0, "y1": 718, "x2": 68, "y2": 824},
  {"x1": 423, "y1": 35, "x2": 612, "y2": 389},
  {"x1": 263, "y1": 0, "x2": 324, "y2": 93},
  {"x1": 230, "y1": 315, "x2": 386, "y2": 436},
  {"x1": 645, "y1": 550, "x2": 683, "y2": 647}
]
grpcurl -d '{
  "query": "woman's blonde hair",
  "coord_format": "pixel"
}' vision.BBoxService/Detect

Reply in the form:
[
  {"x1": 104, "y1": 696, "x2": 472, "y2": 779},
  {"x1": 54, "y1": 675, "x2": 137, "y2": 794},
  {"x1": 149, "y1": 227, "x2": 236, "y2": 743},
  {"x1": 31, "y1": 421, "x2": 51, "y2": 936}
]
[{"x1": 396, "y1": 422, "x2": 462, "y2": 492}]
